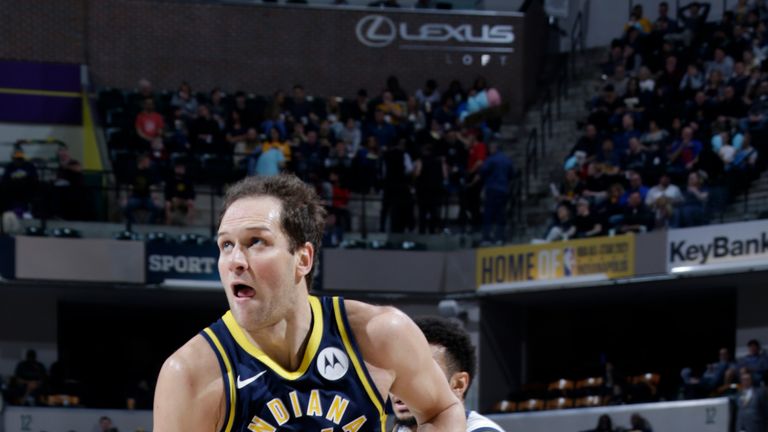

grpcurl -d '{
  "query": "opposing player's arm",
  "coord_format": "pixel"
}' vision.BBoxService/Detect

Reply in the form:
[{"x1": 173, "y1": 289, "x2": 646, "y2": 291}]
[
  {"x1": 347, "y1": 301, "x2": 466, "y2": 431},
  {"x1": 153, "y1": 335, "x2": 226, "y2": 432}
]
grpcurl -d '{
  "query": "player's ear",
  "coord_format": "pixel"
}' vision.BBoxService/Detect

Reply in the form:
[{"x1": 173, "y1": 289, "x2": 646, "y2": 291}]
[
  {"x1": 295, "y1": 241, "x2": 314, "y2": 280},
  {"x1": 449, "y1": 371, "x2": 470, "y2": 401}
]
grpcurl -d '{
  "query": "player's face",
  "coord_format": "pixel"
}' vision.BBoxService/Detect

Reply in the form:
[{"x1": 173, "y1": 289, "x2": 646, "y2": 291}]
[{"x1": 217, "y1": 196, "x2": 305, "y2": 332}]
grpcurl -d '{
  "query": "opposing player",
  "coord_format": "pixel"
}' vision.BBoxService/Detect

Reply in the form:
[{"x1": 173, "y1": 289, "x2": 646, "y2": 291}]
[
  {"x1": 153, "y1": 174, "x2": 465, "y2": 431},
  {"x1": 391, "y1": 317, "x2": 505, "y2": 432}
]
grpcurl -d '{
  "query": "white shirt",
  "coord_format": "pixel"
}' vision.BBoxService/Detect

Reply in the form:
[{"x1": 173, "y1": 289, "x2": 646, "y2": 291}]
[{"x1": 393, "y1": 410, "x2": 505, "y2": 432}]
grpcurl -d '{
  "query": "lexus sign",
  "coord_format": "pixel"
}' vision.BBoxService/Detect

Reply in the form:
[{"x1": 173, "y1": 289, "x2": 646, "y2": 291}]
[{"x1": 355, "y1": 15, "x2": 515, "y2": 51}]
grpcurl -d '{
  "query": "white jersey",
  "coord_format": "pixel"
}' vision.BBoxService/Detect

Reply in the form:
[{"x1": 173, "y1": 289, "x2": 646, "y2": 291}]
[{"x1": 393, "y1": 410, "x2": 505, "y2": 432}]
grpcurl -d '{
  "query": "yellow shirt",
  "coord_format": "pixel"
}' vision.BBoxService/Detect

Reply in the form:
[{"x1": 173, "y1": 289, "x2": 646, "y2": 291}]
[{"x1": 262, "y1": 140, "x2": 292, "y2": 161}]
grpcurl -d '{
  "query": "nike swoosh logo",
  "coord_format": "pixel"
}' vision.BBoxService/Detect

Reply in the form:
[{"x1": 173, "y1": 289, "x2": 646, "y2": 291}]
[{"x1": 236, "y1": 370, "x2": 266, "y2": 389}]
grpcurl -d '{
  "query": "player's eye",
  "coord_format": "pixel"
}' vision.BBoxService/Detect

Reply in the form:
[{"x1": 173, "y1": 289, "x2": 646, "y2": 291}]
[{"x1": 220, "y1": 240, "x2": 234, "y2": 250}]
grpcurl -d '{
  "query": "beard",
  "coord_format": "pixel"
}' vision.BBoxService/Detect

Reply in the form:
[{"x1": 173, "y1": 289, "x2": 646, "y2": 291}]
[{"x1": 394, "y1": 415, "x2": 417, "y2": 428}]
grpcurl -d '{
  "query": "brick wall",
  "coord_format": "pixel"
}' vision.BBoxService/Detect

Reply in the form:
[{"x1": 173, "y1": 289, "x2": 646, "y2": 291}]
[{"x1": 1, "y1": 0, "x2": 546, "y2": 119}]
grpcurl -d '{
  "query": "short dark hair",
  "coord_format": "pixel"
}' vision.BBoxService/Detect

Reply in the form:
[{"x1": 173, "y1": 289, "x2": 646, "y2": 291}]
[
  {"x1": 748, "y1": 339, "x2": 761, "y2": 348},
  {"x1": 219, "y1": 175, "x2": 326, "y2": 290},
  {"x1": 414, "y1": 316, "x2": 476, "y2": 397}
]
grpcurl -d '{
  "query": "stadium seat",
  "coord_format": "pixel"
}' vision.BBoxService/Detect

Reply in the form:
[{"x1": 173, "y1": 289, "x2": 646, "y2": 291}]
[
  {"x1": 545, "y1": 397, "x2": 574, "y2": 410},
  {"x1": 575, "y1": 395, "x2": 605, "y2": 408},
  {"x1": 491, "y1": 400, "x2": 516, "y2": 413},
  {"x1": 517, "y1": 398, "x2": 544, "y2": 412},
  {"x1": 575, "y1": 376, "x2": 604, "y2": 396},
  {"x1": 547, "y1": 378, "x2": 575, "y2": 397}
]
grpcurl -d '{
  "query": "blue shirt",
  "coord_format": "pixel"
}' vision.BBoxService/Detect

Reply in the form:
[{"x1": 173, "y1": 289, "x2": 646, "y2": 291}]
[
  {"x1": 480, "y1": 152, "x2": 514, "y2": 194},
  {"x1": 253, "y1": 148, "x2": 285, "y2": 177}
]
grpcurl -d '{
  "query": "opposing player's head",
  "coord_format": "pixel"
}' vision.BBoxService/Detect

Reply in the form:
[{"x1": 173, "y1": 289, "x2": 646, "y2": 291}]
[
  {"x1": 217, "y1": 175, "x2": 326, "y2": 330},
  {"x1": 392, "y1": 316, "x2": 477, "y2": 426}
]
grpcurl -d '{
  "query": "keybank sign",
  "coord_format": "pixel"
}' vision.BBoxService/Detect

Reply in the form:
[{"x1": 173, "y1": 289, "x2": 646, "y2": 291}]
[
  {"x1": 355, "y1": 15, "x2": 515, "y2": 50},
  {"x1": 667, "y1": 220, "x2": 768, "y2": 271}
]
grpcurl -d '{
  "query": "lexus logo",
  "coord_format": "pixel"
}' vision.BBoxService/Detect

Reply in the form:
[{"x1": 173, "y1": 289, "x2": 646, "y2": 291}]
[{"x1": 356, "y1": 15, "x2": 397, "y2": 47}]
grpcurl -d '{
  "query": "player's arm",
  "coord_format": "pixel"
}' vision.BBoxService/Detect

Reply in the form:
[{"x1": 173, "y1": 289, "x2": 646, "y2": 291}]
[
  {"x1": 348, "y1": 302, "x2": 466, "y2": 431},
  {"x1": 153, "y1": 335, "x2": 226, "y2": 432}
]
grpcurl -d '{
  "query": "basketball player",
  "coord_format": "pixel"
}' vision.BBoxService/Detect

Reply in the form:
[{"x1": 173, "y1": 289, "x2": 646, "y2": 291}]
[
  {"x1": 391, "y1": 317, "x2": 505, "y2": 432},
  {"x1": 154, "y1": 175, "x2": 465, "y2": 431}
]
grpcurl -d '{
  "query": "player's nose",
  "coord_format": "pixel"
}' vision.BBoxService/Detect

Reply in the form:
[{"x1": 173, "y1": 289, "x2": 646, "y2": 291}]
[{"x1": 227, "y1": 245, "x2": 248, "y2": 272}]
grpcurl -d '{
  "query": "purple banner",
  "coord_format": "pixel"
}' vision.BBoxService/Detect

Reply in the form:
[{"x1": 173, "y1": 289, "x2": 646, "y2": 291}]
[
  {"x1": 0, "y1": 93, "x2": 81, "y2": 125},
  {"x1": 0, "y1": 60, "x2": 80, "y2": 92}
]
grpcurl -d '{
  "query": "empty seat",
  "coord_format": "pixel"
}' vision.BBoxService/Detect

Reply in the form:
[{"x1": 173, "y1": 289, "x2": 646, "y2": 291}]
[
  {"x1": 517, "y1": 398, "x2": 544, "y2": 412},
  {"x1": 491, "y1": 400, "x2": 516, "y2": 413},
  {"x1": 545, "y1": 397, "x2": 574, "y2": 410}
]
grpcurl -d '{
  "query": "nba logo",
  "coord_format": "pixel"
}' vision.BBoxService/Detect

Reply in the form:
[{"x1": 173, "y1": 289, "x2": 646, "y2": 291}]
[{"x1": 563, "y1": 247, "x2": 576, "y2": 277}]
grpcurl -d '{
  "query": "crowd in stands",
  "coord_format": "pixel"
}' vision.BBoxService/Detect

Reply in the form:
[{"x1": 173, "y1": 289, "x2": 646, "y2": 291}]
[
  {"x1": 548, "y1": 0, "x2": 767, "y2": 241},
  {"x1": 105, "y1": 74, "x2": 513, "y2": 243}
]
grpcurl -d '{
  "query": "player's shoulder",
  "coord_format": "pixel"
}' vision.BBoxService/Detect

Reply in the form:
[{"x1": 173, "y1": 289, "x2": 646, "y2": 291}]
[
  {"x1": 467, "y1": 410, "x2": 506, "y2": 432},
  {"x1": 342, "y1": 299, "x2": 413, "y2": 339},
  {"x1": 159, "y1": 333, "x2": 220, "y2": 387}
]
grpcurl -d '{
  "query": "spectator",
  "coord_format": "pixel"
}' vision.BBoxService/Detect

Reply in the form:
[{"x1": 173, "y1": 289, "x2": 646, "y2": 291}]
[
  {"x1": 366, "y1": 109, "x2": 398, "y2": 149},
  {"x1": 582, "y1": 163, "x2": 611, "y2": 204},
  {"x1": 232, "y1": 91, "x2": 258, "y2": 128},
  {"x1": 339, "y1": 118, "x2": 362, "y2": 155},
  {"x1": 628, "y1": 413, "x2": 653, "y2": 432},
  {"x1": 376, "y1": 90, "x2": 405, "y2": 126},
  {"x1": 622, "y1": 137, "x2": 650, "y2": 175},
  {"x1": 385, "y1": 75, "x2": 408, "y2": 102},
  {"x1": 350, "y1": 88, "x2": 370, "y2": 122},
  {"x1": 380, "y1": 138, "x2": 414, "y2": 233},
  {"x1": 679, "y1": 64, "x2": 705, "y2": 99},
  {"x1": 573, "y1": 198, "x2": 603, "y2": 238},
  {"x1": 123, "y1": 154, "x2": 160, "y2": 224},
  {"x1": 263, "y1": 126, "x2": 292, "y2": 163},
  {"x1": 170, "y1": 81, "x2": 198, "y2": 122},
  {"x1": 601, "y1": 183, "x2": 626, "y2": 228},
  {"x1": 566, "y1": 123, "x2": 600, "y2": 168},
  {"x1": 645, "y1": 173, "x2": 683, "y2": 227},
  {"x1": 625, "y1": 4, "x2": 652, "y2": 34},
  {"x1": 458, "y1": 129, "x2": 487, "y2": 232},
  {"x1": 13, "y1": 349, "x2": 46, "y2": 406},
  {"x1": 188, "y1": 104, "x2": 223, "y2": 155},
  {"x1": 288, "y1": 84, "x2": 312, "y2": 123},
  {"x1": 667, "y1": 126, "x2": 702, "y2": 178},
  {"x1": 707, "y1": 47, "x2": 735, "y2": 80},
  {"x1": 717, "y1": 85, "x2": 749, "y2": 121},
  {"x1": 727, "y1": 131, "x2": 759, "y2": 192},
  {"x1": 227, "y1": 112, "x2": 251, "y2": 168},
  {"x1": 53, "y1": 146, "x2": 87, "y2": 221},
  {"x1": 249, "y1": 142, "x2": 285, "y2": 177},
  {"x1": 209, "y1": 88, "x2": 228, "y2": 129},
  {"x1": 433, "y1": 95, "x2": 458, "y2": 127},
  {"x1": 135, "y1": 98, "x2": 164, "y2": 148},
  {"x1": 619, "y1": 191, "x2": 654, "y2": 233},
  {"x1": 164, "y1": 163, "x2": 195, "y2": 226},
  {"x1": 413, "y1": 143, "x2": 445, "y2": 234},
  {"x1": 555, "y1": 169, "x2": 584, "y2": 205},
  {"x1": 613, "y1": 114, "x2": 642, "y2": 154},
  {"x1": 580, "y1": 414, "x2": 615, "y2": 432},
  {"x1": 678, "y1": 2, "x2": 711, "y2": 43},
  {"x1": 682, "y1": 347, "x2": 737, "y2": 398},
  {"x1": 596, "y1": 138, "x2": 622, "y2": 174},
  {"x1": 736, "y1": 372, "x2": 768, "y2": 432},
  {"x1": 674, "y1": 170, "x2": 709, "y2": 227},
  {"x1": 322, "y1": 211, "x2": 344, "y2": 248},
  {"x1": 543, "y1": 203, "x2": 575, "y2": 241},
  {"x1": 480, "y1": 142, "x2": 514, "y2": 244},
  {"x1": 98, "y1": 416, "x2": 119, "y2": 432},
  {"x1": 620, "y1": 171, "x2": 649, "y2": 205},
  {"x1": 415, "y1": 79, "x2": 441, "y2": 110},
  {"x1": 1, "y1": 148, "x2": 39, "y2": 218},
  {"x1": 739, "y1": 340, "x2": 768, "y2": 384}
]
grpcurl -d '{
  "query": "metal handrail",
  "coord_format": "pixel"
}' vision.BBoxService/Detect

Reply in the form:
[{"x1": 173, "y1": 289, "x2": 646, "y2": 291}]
[{"x1": 524, "y1": 127, "x2": 539, "y2": 198}]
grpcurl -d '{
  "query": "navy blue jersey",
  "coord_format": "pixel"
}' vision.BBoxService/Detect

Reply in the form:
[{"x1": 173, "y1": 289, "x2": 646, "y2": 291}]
[{"x1": 201, "y1": 296, "x2": 387, "y2": 432}]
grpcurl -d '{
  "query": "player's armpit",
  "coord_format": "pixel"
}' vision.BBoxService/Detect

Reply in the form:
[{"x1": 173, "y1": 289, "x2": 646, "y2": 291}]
[
  {"x1": 153, "y1": 335, "x2": 225, "y2": 432},
  {"x1": 367, "y1": 308, "x2": 466, "y2": 431}
]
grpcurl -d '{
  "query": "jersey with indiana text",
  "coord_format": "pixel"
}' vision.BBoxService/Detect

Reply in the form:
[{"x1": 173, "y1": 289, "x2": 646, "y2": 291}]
[{"x1": 201, "y1": 296, "x2": 387, "y2": 432}]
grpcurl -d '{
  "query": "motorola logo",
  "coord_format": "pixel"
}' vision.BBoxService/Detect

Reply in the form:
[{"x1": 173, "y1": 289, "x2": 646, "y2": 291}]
[{"x1": 356, "y1": 15, "x2": 397, "y2": 47}]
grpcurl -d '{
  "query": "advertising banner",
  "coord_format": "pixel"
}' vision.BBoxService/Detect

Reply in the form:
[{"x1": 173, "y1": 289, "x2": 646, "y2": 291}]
[
  {"x1": 667, "y1": 219, "x2": 768, "y2": 272},
  {"x1": 476, "y1": 235, "x2": 635, "y2": 290},
  {"x1": 145, "y1": 241, "x2": 219, "y2": 286},
  {"x1": 3, "y1": 406, "x2": 151, "y2": 432}
]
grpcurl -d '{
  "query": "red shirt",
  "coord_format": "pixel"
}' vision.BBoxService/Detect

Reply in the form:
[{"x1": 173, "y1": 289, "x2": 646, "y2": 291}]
[
  {"x1": 468, "y1": 142, "x2": 487, "y2": 171},
  {"x1": 332, "y1": 185, "x2": 350, "y2": 209},
  {"x1": 135, "y1": 112, "x2": 165, "y2": 139}
]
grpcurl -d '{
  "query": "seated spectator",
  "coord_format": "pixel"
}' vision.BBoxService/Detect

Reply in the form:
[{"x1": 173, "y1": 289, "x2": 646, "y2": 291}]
[
  {"x1": 703, "y1": 69, "x2": 726, "y2": 99},
  {"x1": 209, "y1": 88, "x2": 228, "y2": 129},
  {"x1": 607, "y1": 64, "x2": 629, "y2": 97},
  {"x1": 645, "y1": 173, "x2": 683, "y2": 227},
  {"x1": 415, "y1": 79, "x2": 441, "y2": 110},
  {"x1": 727, "y1": 132, "x2": 759, "y2": 194},
  {"x1": 620, "y1": 171, "x2": 649, "y2": 205},
  {"x1": 170, "y1": 81, "x2": 198, "y2": 122},
  {"x1": 681, "y1": 347, "x2": 737, "y2": 398},
  {"x1": 1, "y1": 148, "x2": 39, "y2": 218},
  {"x1": 622, "y1": 137, "x2": 650, "y2": 175},
  {"x1": 135, "y1": 98, "x2": 164, "y2": 149},
  {"x1": 123, "y1": 154, "x2": 160, "y2": 224},
  {"x1": 322, "y1": 211, "x2": 344, "y2": 248},
  {"x1": 582, "y1": 163, "x2": 611, "y2": 204},
  {"x1": 596, "y1": 138, "x2": 622, "y2": 174},
  {"x1": 588, "y1": 85, "x2": 621, "y2": 131},
  {"x1": 99, "y1": 416, "x2": 119, "y2": 432},
  {"x1": 164, "y1": 163, "x2": 195, "y2": 226},
  {"x1": 628, "y1": 413, "x2": 653, "y2": 432},
  {"x1": 573, "y1": 198, "x2": 603, "y2": 238},
  {"x1": 227, "y1": 112, "x2": 251, "y2": 167},
  {"x1": 716, "y1": 85, "x2": 748, "y2": 121},
  {"x1": 674, "y1": 171, "x2": 709, "y2": 227},
  {"x1": 679, "y1": 64, "x2": 705, "y2": 99},
  {"x1": 339, "y1": 118, "x2": 362, "y2": 155},
  {"x1": 581, "y1": 414, "x2": 615, "y2": 432},
  {"x1": 612, "y1": 114, "x2": 642, "y2": 154},
  {"x1": 566, "y1": 124, "x2": 600, "y2": 169},
  {"x1": 350, "y1": 88, "x2": 370, "y2": 122},
  {"x1": 263, "y1": 126, "x2": 292, "y2": 162},
  {"x1": 249, "y1": 143, "x2": 285, "y2": 177},
  {"x1": 433, "y1": 95, "x2": 458, "y2": 127},
  {"x1": 366, "y1": 109, "x2": 398, "y2": 149},
  {"x1": 543, "y1": 203, "x2": 575, "y2": 242},
  {"x1": 287, "y1": 84, "x2": 312, "y2": 123},
  {"x1": 707, "y1": 47, "x2": 735, "y2": 80},
  {"x1": 738, "y1": 340, "x2": 768, "y2": 384},
  {"x1": 729, "y1": 61, "x2": 750, "y2": 97},
  {"x1": 189, "y1": 104, "x2": 223, "y2": 155},
  {"x1": 555, "y1": 169, "x2": 584, "y2": 205},
  {"x1": 667, "y1": 126, "x2": 702, "y2": 179},
  {"x1": 736, "y1": 371, "x2": 768, "y2": 432},
  {"x1": 640, "y1": 119, "x2": 670, "y2": 158},
  {"x1": 376, "y1": 90, "x2": 405, "y2": 125},
  {"x1": 621, "y1": 77, "x2": 647, "y2": 115},
  {"x1": 13, "y1": 349, "x2": 46, "y2": 406},
  {"x1": 684, "y1": 91, "x2": 716, "y2": 126},
  {"x1": 619, "y1": 191, "x2": 654, "y2": 233}
]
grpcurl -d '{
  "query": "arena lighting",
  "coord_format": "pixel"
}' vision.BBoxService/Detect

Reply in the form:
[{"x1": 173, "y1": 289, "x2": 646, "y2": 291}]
[
  {"x1": 670, "y1": 259, "x2": 768, "y2": 275},
  {"x1": 477, "y1": 273, "x2": 609, "y2": 295}
]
